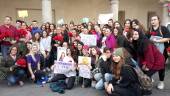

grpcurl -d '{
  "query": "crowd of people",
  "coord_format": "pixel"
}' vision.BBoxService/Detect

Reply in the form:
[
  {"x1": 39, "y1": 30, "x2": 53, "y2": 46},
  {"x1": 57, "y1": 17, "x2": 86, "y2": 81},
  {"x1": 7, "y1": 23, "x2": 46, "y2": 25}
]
[{"x1": 0, "y1": 15, "x2": 170, "y2": 96}]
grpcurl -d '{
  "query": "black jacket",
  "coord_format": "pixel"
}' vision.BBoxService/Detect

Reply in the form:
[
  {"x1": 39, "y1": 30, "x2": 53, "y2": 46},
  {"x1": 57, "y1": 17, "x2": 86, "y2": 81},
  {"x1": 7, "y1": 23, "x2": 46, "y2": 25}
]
[{"x1": 110, "y1": 65, "x2": 141, "y2": 96}]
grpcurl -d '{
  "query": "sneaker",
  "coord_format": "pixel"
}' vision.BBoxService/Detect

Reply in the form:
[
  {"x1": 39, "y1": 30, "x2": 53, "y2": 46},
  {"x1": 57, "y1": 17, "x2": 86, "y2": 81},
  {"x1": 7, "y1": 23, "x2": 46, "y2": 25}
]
[
  {"x1": 91, "y1": 81, "x2": 96, "y2": 88},
  {"x1": 19, "y1": 81, "x2": 24, "y2": 86},
  {"x1": 157, "y1": 81, "x2": 165, "y2": 90},
  {"x1": 151, "y1": 78, "x2": 154, "y2": 83}
]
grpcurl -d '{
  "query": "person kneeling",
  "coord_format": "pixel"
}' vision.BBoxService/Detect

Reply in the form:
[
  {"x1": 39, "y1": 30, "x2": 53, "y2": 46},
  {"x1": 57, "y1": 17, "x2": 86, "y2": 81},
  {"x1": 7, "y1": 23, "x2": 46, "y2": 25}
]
[{"x1": 26, "y1": 44, "x2": 46, "y2": 85}]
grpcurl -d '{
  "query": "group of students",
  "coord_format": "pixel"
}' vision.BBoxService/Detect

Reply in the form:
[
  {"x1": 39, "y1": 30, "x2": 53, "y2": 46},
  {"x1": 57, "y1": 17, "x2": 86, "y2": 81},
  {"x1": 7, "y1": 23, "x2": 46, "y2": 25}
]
[{"x1": 0, "y1": 14, "x2": 170, "y2": 96}]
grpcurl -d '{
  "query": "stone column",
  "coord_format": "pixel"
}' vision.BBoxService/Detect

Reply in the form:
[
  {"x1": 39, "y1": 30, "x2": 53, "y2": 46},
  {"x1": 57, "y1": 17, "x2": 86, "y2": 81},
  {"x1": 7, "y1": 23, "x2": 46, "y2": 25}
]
[
  {"x1": 160, "y1": 0, "x2": 170, "y2": 26},
  {"x1": 42, "y1": 0, "x2": 52, "y2": 23},
  {"x1": 110, "y1": 0, "x2": 119, "y2": 21}
]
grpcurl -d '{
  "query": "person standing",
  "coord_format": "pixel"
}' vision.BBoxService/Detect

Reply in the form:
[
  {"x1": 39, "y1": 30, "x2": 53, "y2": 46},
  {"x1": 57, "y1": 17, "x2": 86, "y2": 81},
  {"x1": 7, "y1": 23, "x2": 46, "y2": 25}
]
[
  {"x1": 0, "y1": 16, "x2": 18, "y2": 60},
  {"x1": 148, "y1": 15, "x2": 170, "y2": 89}
]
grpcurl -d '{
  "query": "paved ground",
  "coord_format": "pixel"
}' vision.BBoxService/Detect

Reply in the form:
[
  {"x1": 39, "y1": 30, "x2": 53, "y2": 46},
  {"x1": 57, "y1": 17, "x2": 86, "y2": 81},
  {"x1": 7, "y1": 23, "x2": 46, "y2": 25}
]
[{"x1": 1, "y1": 65, "x2": 170, "y2": 96}]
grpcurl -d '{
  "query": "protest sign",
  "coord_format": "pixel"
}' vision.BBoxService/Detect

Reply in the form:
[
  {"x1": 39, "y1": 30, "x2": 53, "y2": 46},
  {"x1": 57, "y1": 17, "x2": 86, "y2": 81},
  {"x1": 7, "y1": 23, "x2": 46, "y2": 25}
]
[
  {"x1": 98, "y1": 13, "x2": 113, "y2": 24},
  {"x1": 78, "y1": 56, "x2": 91, "y2": 79},
  {"x1": 79, "y1": 65, "x2": 91, "y2": 79},
  {"x1": 57, "y1": 47, "x2": 67, "y2": 61},
  {"x1": 53, "y1": 61, "x2": 72, "y2": 74},
  {"x1": 80, "y1": 34, "x2": 97, "y2": 46}
]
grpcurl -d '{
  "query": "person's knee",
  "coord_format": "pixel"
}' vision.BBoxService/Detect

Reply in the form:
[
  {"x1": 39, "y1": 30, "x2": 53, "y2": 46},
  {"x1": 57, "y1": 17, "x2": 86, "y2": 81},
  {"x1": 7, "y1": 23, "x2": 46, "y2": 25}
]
[
  {"x1": 95, "y1": 83, "x2": 103, "y2": 90},
  {"x1": 7, "y1": 75, "x2": 16, "y2": 85},
  {"x1": 105, "y1": 73, "x2": 112, "y2": 82},
  {"x1": 94, "y1": 73, "x2": 102, "y2": 81},
  {"x1": 95, "y1": 80, "x2": 104, "y2": 90}
]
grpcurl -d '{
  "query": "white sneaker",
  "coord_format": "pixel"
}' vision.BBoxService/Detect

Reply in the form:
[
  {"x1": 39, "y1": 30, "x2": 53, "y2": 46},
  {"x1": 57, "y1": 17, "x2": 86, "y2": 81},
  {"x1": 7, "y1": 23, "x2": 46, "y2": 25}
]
[
  {"x1": 91, "y1": 81, "x2": 96, "y2": 88},
  {"x1": 151, "y1": 78, "x2": 154, "y2": 83},
  {"x1": 157, "y1": 81, "x2": 165, "y2": 90}
]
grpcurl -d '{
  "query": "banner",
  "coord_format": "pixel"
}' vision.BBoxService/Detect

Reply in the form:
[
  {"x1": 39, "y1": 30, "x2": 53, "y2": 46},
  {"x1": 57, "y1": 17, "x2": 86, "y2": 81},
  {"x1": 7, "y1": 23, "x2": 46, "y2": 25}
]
[
  {"x1": 81, "y1": 17, "x2": 89, "y2": 23},
  {"x1": 53, "y1": 61, "x2": 72, "y2": 74},
  {"x1": 98, "y1": 13, "x2": 113, "y2": 24},
  {"x1": 18, "y1": 10, "x2": 28, "y2": 18},
  {"x1": 57, "y1": 47, "x2": 67, "y2": 61},
  {"x1": 57, "y1": 18, "x2": 64, "y2": 25},
  {"x1": 80, "y1": 34, "x2": 97, "y2": 46},
  {"x1": 78, "y1": 56, "x2": 91, "y2": 79},
  {"x1": 79, "y1": 65, "x2": 91, "y2": 79}
]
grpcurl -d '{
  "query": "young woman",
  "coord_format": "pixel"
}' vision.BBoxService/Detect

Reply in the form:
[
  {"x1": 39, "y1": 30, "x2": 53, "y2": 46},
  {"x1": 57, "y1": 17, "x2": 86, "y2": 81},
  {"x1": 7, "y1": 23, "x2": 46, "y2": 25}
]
[
  {"x1": 69, "y1": 28, "x2": 79, "y2": 44},
  {"x1": 40, "y1": 30, "x2": 51, "y2": 69},
  {"x1": 100, "y1": 27, "x2": 107, "y2": 52},
  {"x1": 40, "y1": 23, "x2": 46, "y2": 31},
  {"x1": 94, "y1": 47, "x2": 113, "y2": 90},
  {"x1": 17, "y1": 22, "x2": 32, "y2": 55},
  {"x1": 20, "y1": 22, "x2": 32, "y2": 42},
  {"x1": 148, "y1": 15, "x2": 170, "y2": 89},
  {"x1": 123, "y1": 19, "x2": 132, "y2": 39},
  {"x1": 78, "y1": 45, "x2": 92, "y2": 88},
  {"x1": 114, "y1": 21, "x2": 123, "y2": 29},
  {"x1": 132, "y1": 29, "x2": 165, "y2": 79},
  {"x1": 113, "y1": 27, "x2": 135, "y2": 57},
  {"x1": 49, "y1": 26, "x2": 64, "y2": 66},
  {"x1": 105, "y1": 27, "x2": 117, "y2": 52},
  {"x1": 0, "y1": 45, "x2": 25, "y2": 86},
  {"x1": 30, "y1": 32, "x2": 41, "y2": 52},
  {"x1": 49, "y1": 24, "x2": 56, "y2": 36},
  {"x1": 94, "y1": 25, "x2": 102, "y2": 47},
  {"x1": 90, "y1": 47, "x2": 101, "y2": 70},
  {"x1": 27, "y1": 44, "x2": 45, "y2": 83},
  {"x1": 45, "y1": 22, "x2": 51, "y2": 34},
  {"x1": 26, "y1": 42, "x2": 32, "y2": 55},
  {"x1": 50, "y1": 48, "x2": 76, "y2": 89},
  {"x1": 131, "y1": 19, "x2": 146, "y2": 34},
  {"x1": 108, "y1": 19, "x2": 114, "y2": 30},
  {"x1": 106, "y1": 48, "x2": 142, "y2": 96}
]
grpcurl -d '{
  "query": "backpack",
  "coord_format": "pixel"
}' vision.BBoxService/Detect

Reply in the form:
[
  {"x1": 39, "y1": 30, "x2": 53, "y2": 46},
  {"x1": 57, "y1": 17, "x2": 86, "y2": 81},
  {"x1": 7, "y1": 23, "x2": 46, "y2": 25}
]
[{"x1": 130, "y1": 59, "x2": 153, "y2": 95}]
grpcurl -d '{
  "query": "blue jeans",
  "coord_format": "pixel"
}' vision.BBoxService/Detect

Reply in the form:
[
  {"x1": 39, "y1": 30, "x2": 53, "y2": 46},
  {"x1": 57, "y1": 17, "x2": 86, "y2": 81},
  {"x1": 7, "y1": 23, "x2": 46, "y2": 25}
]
[
  {"x1": 94, "y1": 73, "x2": 113, "y2": 90},
  {"x1": 7, "y1": 69, "x2": 25, "y2": 85},
  {"x1": 1, "y1": 45, "x2": 10, "y2": 60}
]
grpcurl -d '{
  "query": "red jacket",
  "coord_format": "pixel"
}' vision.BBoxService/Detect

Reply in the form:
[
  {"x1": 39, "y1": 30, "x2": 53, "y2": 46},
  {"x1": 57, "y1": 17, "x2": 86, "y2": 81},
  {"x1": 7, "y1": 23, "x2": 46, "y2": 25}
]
[
  {"x1": 139, "y1": 43, "x2": 165, "y2": 71},
  {"x1": 0, "y1": 25, "x2": 18, "y2": 45}
]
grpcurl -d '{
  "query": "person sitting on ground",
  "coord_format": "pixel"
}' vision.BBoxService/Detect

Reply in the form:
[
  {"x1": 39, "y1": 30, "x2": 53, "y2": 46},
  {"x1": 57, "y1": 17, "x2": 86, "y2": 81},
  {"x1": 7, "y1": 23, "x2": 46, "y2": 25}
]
[
  {"x1": 50, "y1": 48, "x2": 76, "y2": 90},
  {"x1": 106, "y1": 48, "x2": 142, "y2": 96},
  {"x1": 94, "y1": 47, "x2": 113, "y2": 90}
]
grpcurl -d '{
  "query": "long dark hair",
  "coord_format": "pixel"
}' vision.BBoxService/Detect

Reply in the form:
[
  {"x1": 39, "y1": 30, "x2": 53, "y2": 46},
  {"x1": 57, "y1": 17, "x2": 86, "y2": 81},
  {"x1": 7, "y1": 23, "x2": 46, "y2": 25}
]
[
  {"x1": 132, "y1": 29, "x2": 151, "y2": 58},
  {"x1": 113, "y1": 27, "x2": 123, "y2": 37},
  {"x1": 131, "y1": 19, "x2": 146, "y2": 34}
]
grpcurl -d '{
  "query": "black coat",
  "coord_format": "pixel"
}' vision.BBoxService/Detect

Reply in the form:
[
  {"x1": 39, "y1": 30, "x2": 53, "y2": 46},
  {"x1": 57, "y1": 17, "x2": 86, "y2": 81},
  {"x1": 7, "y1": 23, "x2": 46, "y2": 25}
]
[{"x1": 110, "y1": 65, "x2": 142, "y2": 96}]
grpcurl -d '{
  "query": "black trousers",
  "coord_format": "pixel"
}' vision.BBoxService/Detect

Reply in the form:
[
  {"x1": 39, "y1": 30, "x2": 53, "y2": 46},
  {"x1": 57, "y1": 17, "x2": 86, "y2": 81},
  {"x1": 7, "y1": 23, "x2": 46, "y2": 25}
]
[
  {"x1": 51, "y1": 74, "x2": 76, "y2": 89},
  {"x1": 158, "y1": 50, "x2": 168, "y2": 81},
  {"x1": 79, "y1": 77, "x2": 91, "y2": 88}
]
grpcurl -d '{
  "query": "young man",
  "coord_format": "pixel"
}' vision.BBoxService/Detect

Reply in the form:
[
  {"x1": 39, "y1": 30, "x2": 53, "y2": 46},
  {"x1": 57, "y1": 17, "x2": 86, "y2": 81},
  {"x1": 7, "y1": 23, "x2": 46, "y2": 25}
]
[{"x1": 0, "y1": 16, "x2": 18, "y2": 60}]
